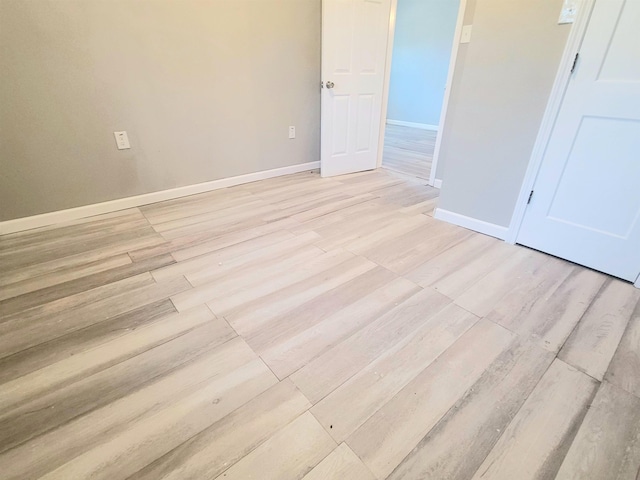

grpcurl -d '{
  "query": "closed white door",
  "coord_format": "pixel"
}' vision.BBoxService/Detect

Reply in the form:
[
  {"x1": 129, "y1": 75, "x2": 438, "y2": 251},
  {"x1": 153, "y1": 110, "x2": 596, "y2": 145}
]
[
  {"x1": 518, "y1": 0, "x2": 640, "y2": 283},
  {"x1": 321, "y1": 0, "x2": 392, "y2": 177}
]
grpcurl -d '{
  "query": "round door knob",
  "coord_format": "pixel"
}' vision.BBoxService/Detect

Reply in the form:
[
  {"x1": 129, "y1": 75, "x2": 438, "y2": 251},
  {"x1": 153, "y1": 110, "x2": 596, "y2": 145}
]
[{"x1": 326, "y1": 81, "x2": 335, "y2": 89}]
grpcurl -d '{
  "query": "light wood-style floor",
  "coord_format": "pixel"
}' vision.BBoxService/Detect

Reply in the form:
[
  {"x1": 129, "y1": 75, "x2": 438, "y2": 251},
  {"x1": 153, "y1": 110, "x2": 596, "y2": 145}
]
[
  {"x1": 1, "y1": 169, "x2": 639, "y2": 480},
  {"x1": 382, "y1": 124, "x2": 436, "y2": 180}
]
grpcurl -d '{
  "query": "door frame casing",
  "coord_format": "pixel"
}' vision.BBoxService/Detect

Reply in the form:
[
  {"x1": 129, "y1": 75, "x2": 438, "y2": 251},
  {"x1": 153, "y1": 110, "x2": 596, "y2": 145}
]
[
  {"x1": 376, "y1": 0, "x2": 468, "y2": 188},
  {"x1": 505, "y1": 0, "x2": 595, "y2": 244}
]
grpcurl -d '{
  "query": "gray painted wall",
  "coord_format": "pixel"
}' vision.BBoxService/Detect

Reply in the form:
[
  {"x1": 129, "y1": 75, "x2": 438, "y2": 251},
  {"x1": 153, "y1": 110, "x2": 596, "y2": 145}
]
[
  {"x1": 436, "y1": 0, "x2": 571, "y2": 227},
  {"x1": 0, "y1": 0, "x2": 321, "y2": 221},
  {"x1": 387, "y1": 0, "x2": 459, "y2": 126}
]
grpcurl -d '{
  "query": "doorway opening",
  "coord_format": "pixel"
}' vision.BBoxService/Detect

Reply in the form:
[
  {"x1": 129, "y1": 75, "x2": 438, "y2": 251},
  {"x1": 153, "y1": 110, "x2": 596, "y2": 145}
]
[{"x1": 379, "y1": 0, "x2": 462, "y2": 185}]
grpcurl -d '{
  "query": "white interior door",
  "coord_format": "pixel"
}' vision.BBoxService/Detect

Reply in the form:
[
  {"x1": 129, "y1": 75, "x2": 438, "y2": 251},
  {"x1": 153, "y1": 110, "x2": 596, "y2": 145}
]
[
  {"x1": 321, "y1": 0, "x2": 392, "y2": 177},
  {"x1": 517, "y1": 0, "x2": 640, "y2": 283}
]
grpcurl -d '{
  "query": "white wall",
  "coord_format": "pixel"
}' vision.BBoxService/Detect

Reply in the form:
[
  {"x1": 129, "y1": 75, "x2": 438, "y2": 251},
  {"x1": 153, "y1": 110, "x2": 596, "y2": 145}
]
[
  {"x1": 437, "y1": 0, "x2": 571, "y2": 228},
  {"x1": 386, "y1": 0, "x2": 459, "y2": 127},
  {"x1": 0, "y1": 0, "x2": 321, "y2": 221}
]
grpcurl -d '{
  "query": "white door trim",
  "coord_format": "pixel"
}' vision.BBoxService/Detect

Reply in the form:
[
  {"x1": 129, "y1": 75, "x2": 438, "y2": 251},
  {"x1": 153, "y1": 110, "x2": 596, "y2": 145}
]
[
  {"x1": 376, "y1": 0, "x2": 399, "y2": 170},
  {"x1": 378, "y1": 0, "x2": 467, "y2": 188},
  {"x1": 376, "y1": 0, "x2": 467, "y2": 188},
  {"x1": 429, "y1": 0, "x2": 467, "y2": 188},
  {"x1": 505, "y1": 0, "x2": 595, "y2": 244}
]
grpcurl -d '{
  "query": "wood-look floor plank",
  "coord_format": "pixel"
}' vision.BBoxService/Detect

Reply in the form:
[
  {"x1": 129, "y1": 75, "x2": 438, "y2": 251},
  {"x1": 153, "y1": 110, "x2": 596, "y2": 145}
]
[
  {"x1": 291, "y1": 194, "x2": 375, "y2": 223},
  {"x1": 559, "y1": 278, "x2": 640, "y2": 380},
  {"x1": 357, "y1": 218, "x2": 472, "y2": 275},
  {"x1": 0, "y1": 274, "x2": 191, "y2": 358},
  {"x1": 215, "y1": 254, "x2": 378, "y2": 334},
  {"x1": 405, "y1": 233, "x2": 498, "y2": 287},
  {"x1": 0, "y1": 299, "x2": 176, "y2": 385},
  {"x1": 140, "y1": 190, "x2": 256, "y2": 225},
  {"x1": 0, "y1": 208, "x2": 143, "y2": 250},
  {"x1": 0, "y1": 337, "x2": 261, "y2": 480},
  {"x1": 0, "y1": 253, "x2": 175, "y2": 315},
  {"x1": 170, "y1": 217, "x2": 302, "y2": 262},
  {"x1": 245, "y1": 265, "x2": 398, "y2": 354},
  {"x1": 337, "y1": 212, "x2": 430, "y2": 257},
  {"x1": 302, "y1": 443, "x2": 376, "y2": 480},
  {"x1": 487, "y1": 266, "x2": 606, "y2": 353},
  {"x1": 156, "y1": 203, "x2": 278, "y2": 240},
  {"x1": 312, "y1": 205, "x2": 407, "y2": 252},
  {"x1": 212, "y1": 412, "x2": 336, "y2": 480},
  {"x1": 312, "y1": 304, "x2": 478, "y2": 443},
  {"x1": 0, "y1": 253, "x2": 132, "y2": 301},
  {"x1": 346, "y1": 319, "x2": 516, "y2": 480},
  {"x1": 0, "y1": 308, "x2": 234, "y2": 453},
  {"x1": 1, "y1": 225, "x2": 159, "y2": 272},
  {"x1": 0, "y1": 305, "x2": 224, "y2": 417},
  {"x1": 130, "y1": 379, "x2": 311, "y2": 480},
  {"x1": 398, "y1": 197, "x2": 438, "y2": 216},
  {"x1": 453, "y1": 248, "x2": 550, "y2": 316},
  {"x1": 151, "y1": 229, "x2": 315, "y2": 283},
  {"x1": 186, "y1": 240, "x2": 324, "y2": 289},
  {"x1": 0, "y1": 209, "x2": 148, "y2": 254},
  {"x1": 432, "y1": 242, "x2": 528, "y2": 300},
  {"x1": 172, "y1": 246, "x2": 342, "y2": 313},
  {"x1": 387, "y1": 337, "x2": 555, "y2": 480},
  {"x1": 39, "y1": 360, "x2": 276, "y2": 480},
  {"x1": 261, "y1": 277, "x2": 420, "y2": 379},
  {"x1": 605, "y1": 297, "x2": 640, "y2": 397},
  {"x1": 154, "y1": 205, "x2": 275, "y2": 243},
  {"x1": 554, "y1": 381, "x2": 640, "y2": 480},
  {"x1": 290, "y1": 287, "x2": 451, "y2": 404},
  {"x1": 263, "y1": 192, "x2": 353, "y2": 222},
  {"x1": 127, "y1": 216, "x2": 296, "y2": 262},
  {"x1": 428, "y1": 239, "x2": 521, "y2": 299},
  {"x1": 470, "y1": 359, "x2": 598, "y2": 480},
  {"x1": 381, "y1": 125, "x2": 435, "y2": 180},
  {"x1": 0, "y1": 232, "x2": 165, "y2": 287}
]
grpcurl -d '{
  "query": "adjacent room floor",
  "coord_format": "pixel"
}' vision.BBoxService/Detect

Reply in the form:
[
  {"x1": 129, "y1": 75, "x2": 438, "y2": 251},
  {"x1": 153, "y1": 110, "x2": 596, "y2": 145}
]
[
  {"x1": 381, "y1": 124, "x2": 436, "y2": 181},
  {"x1": 1, "y1": 169, "x2": 639, "y2": 480}
]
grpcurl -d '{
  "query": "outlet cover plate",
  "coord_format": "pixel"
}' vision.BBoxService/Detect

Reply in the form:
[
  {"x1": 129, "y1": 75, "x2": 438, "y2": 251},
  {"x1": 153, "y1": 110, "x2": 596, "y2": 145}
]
[
  {"x1": 114, "y1": 131, "x2": 131, "y2": 150},
  {"x1": 559, "y1": 0, "x2": 578, "y2": 24}
]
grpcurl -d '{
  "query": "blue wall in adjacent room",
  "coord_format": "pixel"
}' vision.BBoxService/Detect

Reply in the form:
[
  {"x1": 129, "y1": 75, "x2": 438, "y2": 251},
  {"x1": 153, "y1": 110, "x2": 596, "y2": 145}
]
[{"x1": 387, "y1": 0, "x2": 459, "y2": 127}]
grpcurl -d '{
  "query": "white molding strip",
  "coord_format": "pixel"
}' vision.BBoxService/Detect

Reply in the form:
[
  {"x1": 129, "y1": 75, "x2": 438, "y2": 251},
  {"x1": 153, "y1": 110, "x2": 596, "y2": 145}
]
[
  {"x1": 0, "y1": 161, "x2": 320, "y2": 235},
  {"x1": 433, "y1": 178, "x2": 443, "y2": 189},
  {"x1": 386, "y1": 119, "x2": 439, "y2": 131},
  {"x1": 376, "y1": 0, "x2": 399, "y2": 170},
  {"x1": 429, "y1": 0, "x2": 468, "y2": 188},
  {"x1": 434, "y1": 208, "x2": 509, "y2": 240},
  {"x1": 635, "y1": 273, "x2": 640, "y2": 289}
]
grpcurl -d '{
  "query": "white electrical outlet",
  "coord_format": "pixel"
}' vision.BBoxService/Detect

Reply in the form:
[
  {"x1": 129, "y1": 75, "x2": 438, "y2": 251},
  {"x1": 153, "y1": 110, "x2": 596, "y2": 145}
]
[
  {"x1": 289, "y1": 126, "x2": 296, "y2": 139},
  {"x1": 559, "y1": 0, "x2": 578, "y2": 24},
  {"x1": 114, "y1": 131, "x2": 131, "y2": 150}
]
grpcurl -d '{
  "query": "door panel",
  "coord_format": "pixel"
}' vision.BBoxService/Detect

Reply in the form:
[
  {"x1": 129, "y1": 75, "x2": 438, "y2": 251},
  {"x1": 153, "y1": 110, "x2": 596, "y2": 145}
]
[
  {"x1": 517, "y1": 0, "x2": 640, "y2": 282},
  {"x1": 321, "y1": 0, "x2": 391, "y2": 177}
]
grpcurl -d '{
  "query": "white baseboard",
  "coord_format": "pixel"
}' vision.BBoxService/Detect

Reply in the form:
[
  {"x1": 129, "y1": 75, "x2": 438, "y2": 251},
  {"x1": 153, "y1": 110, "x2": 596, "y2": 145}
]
[
  {"x1": 433, "y1": 179, "x2": 443, "y2": 189},
  {"x1": 0, "y1": 161, "x2": 320, "y2": 235},
  {"x1": 434, "y1": 208, "x2": 509, "y2": 240},
  {"x1": 386, "y1": 119, "x2": 439, "y2": 131}
]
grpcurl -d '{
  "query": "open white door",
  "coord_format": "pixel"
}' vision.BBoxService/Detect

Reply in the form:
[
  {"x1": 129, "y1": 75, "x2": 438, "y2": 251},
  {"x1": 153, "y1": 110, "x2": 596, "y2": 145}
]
[
  {"x1": 517, "y1": 0, "x2": 640, "y2": 283},
  {"x1": 321, "y1": 0, "x2": 392, "y2": 177}
]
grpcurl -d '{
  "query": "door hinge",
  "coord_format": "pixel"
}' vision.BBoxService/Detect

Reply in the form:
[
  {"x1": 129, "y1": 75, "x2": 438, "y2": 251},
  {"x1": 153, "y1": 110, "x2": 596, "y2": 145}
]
[
  {"x1": 570, "y1": 53, "x2": 579, "y2": 73},
  {"x1": 527, "y1": 190, "x2": 534, "y2": 205}
]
